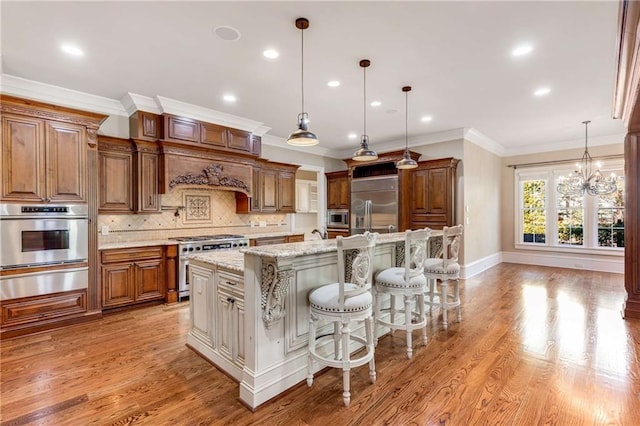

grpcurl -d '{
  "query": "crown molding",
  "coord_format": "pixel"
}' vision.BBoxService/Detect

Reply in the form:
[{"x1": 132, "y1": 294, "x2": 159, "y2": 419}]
[
  {"x1": 463, "y1": 128, "x2": 507, "y2": 157},
  {"x1": 120, "y1": 92, "x2": 162, "y2": 116},
  {"x1": 0, "y1": 73, "x2": 127, "y2": 116},
  {"x1": 502, "y1": 133, "x2": 627, "y2": 156},
  {"x1": 155, "y1": 95, "x2": 270, "y2": 135}
]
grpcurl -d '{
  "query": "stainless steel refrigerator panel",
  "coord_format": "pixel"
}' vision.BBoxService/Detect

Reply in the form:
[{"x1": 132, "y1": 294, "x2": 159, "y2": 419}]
[
  {"x1": 350, "y1": 175, "x2": 398, "y2": 193},
  {"x1": 350, "y1": 175, "x2": 399, "y2": 234}
]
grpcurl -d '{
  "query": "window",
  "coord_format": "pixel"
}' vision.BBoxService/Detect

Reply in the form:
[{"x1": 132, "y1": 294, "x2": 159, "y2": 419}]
[{"x1": 515, "y1": 163, "x2": 624, "y2": 253}]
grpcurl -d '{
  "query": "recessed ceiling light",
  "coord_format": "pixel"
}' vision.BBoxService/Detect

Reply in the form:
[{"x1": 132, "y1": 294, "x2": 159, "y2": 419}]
[
  {"x1": 60, "y1": 44, "x2": 84, "y2": 56},
  {"x1": 214, "y1": 26, "x2": 241, "y2": 41},
  {"x1": 370, "y1": 101, "x2": 381, "y2": 107},
  {"x1": 223, "y1": 94, "x2": 237, "y2": 102},
  {"x1": 327, "y1": 80, "x2": 340, "y2": 87},
  {"x1": 348, "y1": 133, "x2": 357, "y2": 139},
  {"x1": 534, "y1": 87, "x2": 551, "y2": 97},
  {"x1": 512, "y1": 44, "x2": 533, "y2": 57},
  {"x1": 263, "y1": 49, "x2": 279, "y2": 59},
  {"x1": 421, "y1": 116, "x2": 433, "y2": 122}
]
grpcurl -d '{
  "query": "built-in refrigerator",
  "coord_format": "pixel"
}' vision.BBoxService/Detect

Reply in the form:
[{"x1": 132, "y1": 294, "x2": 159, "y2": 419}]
[{"x1": 350, "y1": 175, "x2": 398, "y2": 234}]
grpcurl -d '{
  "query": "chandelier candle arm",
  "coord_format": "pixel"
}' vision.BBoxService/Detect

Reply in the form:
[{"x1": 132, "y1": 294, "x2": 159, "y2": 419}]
[
  {"x1": 287, "y1": 17, "x2": 319, "y2": 147},
  {"x1": 556, "y1": 120, "x2": 617, "y2": 196}
]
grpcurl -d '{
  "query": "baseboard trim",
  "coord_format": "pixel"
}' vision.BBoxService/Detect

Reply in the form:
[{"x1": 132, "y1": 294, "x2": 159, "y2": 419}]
[
  {"x1": 501, "y1": 251, "x2": 624, "y2": 274},
  {"x1": 461, "y1": 252, "x2": 502, "y2": 279}
]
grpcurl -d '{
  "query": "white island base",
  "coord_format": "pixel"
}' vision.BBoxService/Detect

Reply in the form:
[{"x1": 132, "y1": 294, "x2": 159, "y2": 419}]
[{"x1": 187, "y1": 234, "x2": 418, "y2": 409}]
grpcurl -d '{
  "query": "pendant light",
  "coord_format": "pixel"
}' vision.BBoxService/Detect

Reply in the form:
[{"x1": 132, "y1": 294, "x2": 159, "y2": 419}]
[
  {"x1": 396, "y1": 86, "x2": 418, "y2": 169},
  {"x1": 352, "y1": 59, "x2": 378, "y2": 161},
  {"x1": 287, "y1": 17, "x2": 319, "y2": 146}
]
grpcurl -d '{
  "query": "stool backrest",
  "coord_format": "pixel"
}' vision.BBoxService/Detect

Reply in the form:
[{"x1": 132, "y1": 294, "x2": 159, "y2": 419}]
[
  {"x1": 442, "y1": 225, "x2": 463, "y2": 268},
  {"x1": 404, "y1": 228, "x2": 431, "y2": 280},
  {"x1": 336, "y1": 232, "x2": 377, "y2": 307}
]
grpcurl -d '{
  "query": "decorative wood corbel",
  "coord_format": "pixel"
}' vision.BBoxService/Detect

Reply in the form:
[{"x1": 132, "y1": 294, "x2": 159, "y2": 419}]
[{"x1": 261, "y1": 260, "x2": 295, "y2": 328}]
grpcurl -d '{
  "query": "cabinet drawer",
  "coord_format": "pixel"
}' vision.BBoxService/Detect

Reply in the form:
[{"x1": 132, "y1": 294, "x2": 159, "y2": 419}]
[
  {"x1": 218, "y1": 270, "x2": 244, "y2": 293},
  {"x1": 101, "y1": 246, "x2": 164, "y2": 263},
  {"x1": 1, "y1": 290, "x2": 87, "y2": 326},
  {"x1": 287, "y1": 234, "x2": 305, "y2": 243}
]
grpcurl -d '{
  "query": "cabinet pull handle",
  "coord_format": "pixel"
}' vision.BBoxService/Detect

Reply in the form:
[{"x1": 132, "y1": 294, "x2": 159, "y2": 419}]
[
  {"x1": 227, "y1": 297, "x2": 235, "y2": 304},
  {"x1": 225, "y1": 281, "x2": 236, "y2": 286}
]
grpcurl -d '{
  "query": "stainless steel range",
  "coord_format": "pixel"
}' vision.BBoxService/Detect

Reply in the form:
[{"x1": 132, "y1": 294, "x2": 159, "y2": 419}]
[{"x1": 169, "y1": 234, "x2": 249, "y2": 301}]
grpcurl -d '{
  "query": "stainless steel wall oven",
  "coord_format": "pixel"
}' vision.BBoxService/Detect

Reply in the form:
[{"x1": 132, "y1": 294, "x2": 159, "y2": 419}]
[{"x1": 0, "y1": 204, "x2": 89, "y2": 300}]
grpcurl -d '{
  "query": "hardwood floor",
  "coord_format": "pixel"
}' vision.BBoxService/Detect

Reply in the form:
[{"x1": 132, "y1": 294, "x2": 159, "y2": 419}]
[{"x1": 1, "y1": 263, "x2": 638, "y2": 425}]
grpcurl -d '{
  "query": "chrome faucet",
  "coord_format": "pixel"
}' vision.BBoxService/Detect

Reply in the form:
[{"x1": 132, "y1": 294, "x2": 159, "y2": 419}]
[{"x1": 312, "y1": 227, "x2": 328, "y2": 240}]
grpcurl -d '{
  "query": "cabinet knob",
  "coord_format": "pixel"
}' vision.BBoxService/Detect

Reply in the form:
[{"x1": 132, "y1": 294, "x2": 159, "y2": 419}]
[{"x1": 227, "y1": 297, "x2": 235, "y2": 304}]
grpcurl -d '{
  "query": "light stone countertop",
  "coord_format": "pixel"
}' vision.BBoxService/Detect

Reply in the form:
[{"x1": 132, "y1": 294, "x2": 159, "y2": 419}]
[
  {"x1": 240, "y1": 232, "x2": 414, "y2": 258},
  {"x1": 189, "y1": 250, "x2": 244, "y2": 273},
  {"x1": 99, "y1": 239, "x2": 177, "y2": 250}
]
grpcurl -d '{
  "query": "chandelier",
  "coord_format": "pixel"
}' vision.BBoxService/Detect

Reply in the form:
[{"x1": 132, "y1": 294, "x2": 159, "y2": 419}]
[{"x1": 556, "y1": 120, "x2": 617, "y2": 196}]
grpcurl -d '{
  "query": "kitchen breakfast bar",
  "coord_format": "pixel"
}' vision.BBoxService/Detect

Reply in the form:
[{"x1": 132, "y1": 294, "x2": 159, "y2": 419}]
[{"x1": 186, "y1": 232, "x2": 441, "y2": 409}]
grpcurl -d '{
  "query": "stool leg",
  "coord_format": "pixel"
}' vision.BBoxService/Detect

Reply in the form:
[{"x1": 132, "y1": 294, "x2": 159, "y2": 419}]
[
  {"x1": 428, "y1": 279, "x2": 435, "y2": 313},
  {"x1": 455, "y1": 278, "x2": 462, "y2": 322},
  {"x1": 333, "y1": 322, "x2": 340, "y2": 360},
  {"x1": 418, "y1": 293, "x2": 427, "y2": 345},
  {"x1": 307, "y1": 315, "x2": 315, "y2": 387},
  {"x1": 404, "y1": 295, "x2": 413, "y2": 359},
  {"x1": 341, "y1": 321, "x2": 351, "y2": 406},
  {"x1": 441, "y1": 280, "x2": 448, "y2": 329},
  {"x1": 390, "y1": 294, "x2": 396, "y2": 333},
  {"x1": 365, "y1": 316, "x2": 376, "y2": 384},
  {"x1": 373, "y1": 287, "x2": 380, "y2": 347}
]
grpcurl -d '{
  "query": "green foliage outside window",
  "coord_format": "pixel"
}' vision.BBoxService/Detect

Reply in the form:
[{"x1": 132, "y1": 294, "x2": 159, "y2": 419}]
[{"x1": 522, "y1": 180, "x2": 546, "y2": 243}]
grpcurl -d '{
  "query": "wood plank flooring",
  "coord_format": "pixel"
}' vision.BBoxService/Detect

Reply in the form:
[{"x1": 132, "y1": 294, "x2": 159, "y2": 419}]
[{"x1": 1, "y1": 263, "x2": 639, "y2": 425}]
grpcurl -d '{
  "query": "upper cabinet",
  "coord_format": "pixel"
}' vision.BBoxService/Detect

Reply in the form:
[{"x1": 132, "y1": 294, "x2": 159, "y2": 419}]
[
  {"x1": 407, "y1": 158, "x2": 459, "y2": 230},
  {"x1": 0, "y1": 96, "x2": 106, "y2": 204},
  {"x1": 326, "y1": 171, "x2": 349, "y2": 210},
  {"x1": 236, "y1": 161, "x2": 299, "y2": 214},
  {"x1": 163, "y1": 114, "x2": 258, "y2": 156},
  {"x1": 98, "y1": 136, "x2": 161, "y2": 214}
]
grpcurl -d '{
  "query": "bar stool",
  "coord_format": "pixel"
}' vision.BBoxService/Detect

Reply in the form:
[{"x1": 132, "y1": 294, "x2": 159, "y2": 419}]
[
  {"x1": 424, "y1": 225, "x2": 463, "y2": 329},
  {"x1": 373, "y1": 228, "x2": 430, "y2": 359},
  {"x1": 306, "y1": 232, "x2": 377, "y2": 406}
]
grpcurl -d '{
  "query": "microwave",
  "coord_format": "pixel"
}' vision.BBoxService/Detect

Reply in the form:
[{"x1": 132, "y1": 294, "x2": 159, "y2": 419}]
[{"x1": 327, "y1": 209, "x2": 349, "y2": 229}]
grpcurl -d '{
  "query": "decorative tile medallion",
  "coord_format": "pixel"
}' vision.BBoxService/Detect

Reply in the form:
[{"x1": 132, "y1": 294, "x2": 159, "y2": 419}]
[{"x1": 184, "y1": 194, "x2": 211, "y2": 223}]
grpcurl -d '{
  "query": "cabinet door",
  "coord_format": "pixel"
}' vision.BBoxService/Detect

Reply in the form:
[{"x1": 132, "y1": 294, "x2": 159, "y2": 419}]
[
  {"x1": 327, "y1": 230, "x2": 350, "y2": 239},
  {"x1": 216, "y1": 290, "x2": 234, "y2": 360},
  {"x1": 190, "y1": 265, "x2": 214, "y2": 347},
  {"x1": 287, "y1": 234, "x2": 305, "y2": 243},
  {"x1": 261, "y1": 169, "x2": 278, "y2": 212},
  {"x1": 134, "y1": 259, "x2": 164, "y2": 301},
  {"x1": 137, "y1": 152, "x2": 160, "y2": 213},
  {"x1": 226, "y1": 129, "x2": 251, "y2": 153},
  {"x1": 200, "y1": 122, "x2": 226, "y2": 148},
  {"x1": 327, "y1": 175, "x2": 349, "y2": 210},
  {"x1": 102, "y1": 263, "x2": 135, "y2": 308},
  {"x1": 1, "y1": 114, "x2": 46, "y2": 202},
  {"x1": 235, "y1": 297, "x2": 245, "y2": 366},
  {"x1": 46, "y1": 121, "x2": 86, "y2": 203},
  {"x1": 99, "y1": 150, "x2": 133, "y2": 212},
  {"x1": 278, "y1": 171, "x2": 295, "y2": 212}
]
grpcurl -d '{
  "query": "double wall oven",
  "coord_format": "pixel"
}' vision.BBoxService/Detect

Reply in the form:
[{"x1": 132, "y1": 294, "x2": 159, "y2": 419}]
[
  {"x1": 0, "y1": 204, "x2": 89, "y2": 300},
  {"x1": 169, "y1": 234, "x2": 249, "y2": 301}
]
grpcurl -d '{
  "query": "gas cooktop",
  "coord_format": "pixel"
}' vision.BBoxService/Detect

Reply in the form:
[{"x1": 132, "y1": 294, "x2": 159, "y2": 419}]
[{"x1": 169, "y1": 234, "x2": 245, "y2": 242}]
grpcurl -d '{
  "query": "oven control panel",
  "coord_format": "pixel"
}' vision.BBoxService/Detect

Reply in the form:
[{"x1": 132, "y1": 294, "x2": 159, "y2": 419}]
[{"x1": 22, "y1": 206, "x2": 69, "y2": 213}]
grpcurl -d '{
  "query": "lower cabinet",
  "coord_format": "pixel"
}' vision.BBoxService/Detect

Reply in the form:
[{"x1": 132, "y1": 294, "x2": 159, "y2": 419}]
[
  {"x1": 187, "y1": 263, "x2": 245, "y2": 380},
  {"x1": 249, "y1": 234, "x2": 304, "y2": 246},
  {"x1": 101, "y1": 246, "x2": 166, "y2": 309},
  {"x1": 327, "y1": 229, "x2": 350, "y2": 239}
]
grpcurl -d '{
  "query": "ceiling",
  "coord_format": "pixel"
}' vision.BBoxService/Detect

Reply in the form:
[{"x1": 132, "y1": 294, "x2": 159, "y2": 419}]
[{"x1": 0, "y1": 1, "x2": 627, "y2": 158}]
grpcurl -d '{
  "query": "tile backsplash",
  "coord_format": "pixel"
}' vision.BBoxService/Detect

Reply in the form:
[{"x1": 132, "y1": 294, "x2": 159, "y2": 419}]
[{"x1": 98, "y1": 188, "x2": 289, "y2": 243}]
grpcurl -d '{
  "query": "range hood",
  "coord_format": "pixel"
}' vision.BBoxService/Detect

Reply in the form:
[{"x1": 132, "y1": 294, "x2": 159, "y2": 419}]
[{"x1": 159, "y1": 141, "x2": 253, "y2": 196}]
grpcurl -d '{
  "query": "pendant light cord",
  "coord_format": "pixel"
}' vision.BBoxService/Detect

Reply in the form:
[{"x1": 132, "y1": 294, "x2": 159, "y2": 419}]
[
  {"x1": 363, "y1": 65, "x2": 367, "y2": 136},
  {"x1": 301, "y1": 26, "x2": 305, "y2": 115},
  {"x1": 405, "y1": 91, "x2": 409, "y2": 150}
]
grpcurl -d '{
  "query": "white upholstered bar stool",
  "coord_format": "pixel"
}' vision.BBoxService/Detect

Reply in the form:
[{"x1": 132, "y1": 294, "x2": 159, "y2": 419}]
[
  {"x1": 424, "y1": 225, "x2": 463, "y2": 330},
  {"x1": 373, "y1": 228, "x2": 430, "y2": 359},
  {"x1": 306, "y1": 232, "x2": 377, "y2": 407}
]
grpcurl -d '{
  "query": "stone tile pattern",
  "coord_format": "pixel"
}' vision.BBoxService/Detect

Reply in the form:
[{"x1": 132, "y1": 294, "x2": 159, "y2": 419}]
[{"x1": 98, "y1": 188, "x2": 287, "y2": 244}]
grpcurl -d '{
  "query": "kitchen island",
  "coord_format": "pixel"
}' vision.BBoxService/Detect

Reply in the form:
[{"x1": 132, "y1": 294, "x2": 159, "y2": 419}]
[{"x1": 186, "y1": 233, "x2": 439, "y2": 409}]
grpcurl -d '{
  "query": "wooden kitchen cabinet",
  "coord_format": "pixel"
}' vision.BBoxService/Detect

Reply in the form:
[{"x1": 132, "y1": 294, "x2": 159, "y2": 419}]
[
  {"x1": 98, "y1": 137, "x2": 134, "y2": 212},
  {"x1": 408, "y1": 158, "x2": 459, "y2": 230},
  {"x1": 101, "y1": 246, "x2": 166, "y2": 309},
  {"x1": 327, "y1": 229, "x2": 350, "y2": 239},
  {"x1": 236, "y1": 162, "x2": 299, "y2": 214},
  {"x1": 1, "y1": 114, "x2": 87, "y2": 203},
  {"x1": 249, "y1": 234, "x2": 304, "y2": 246},
  {"x1": 326, "y1": 170, "x2": 350, "y2": 210},
  {"x1": 98, "y1": 137, "x2": 161, "y2": 214}
]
